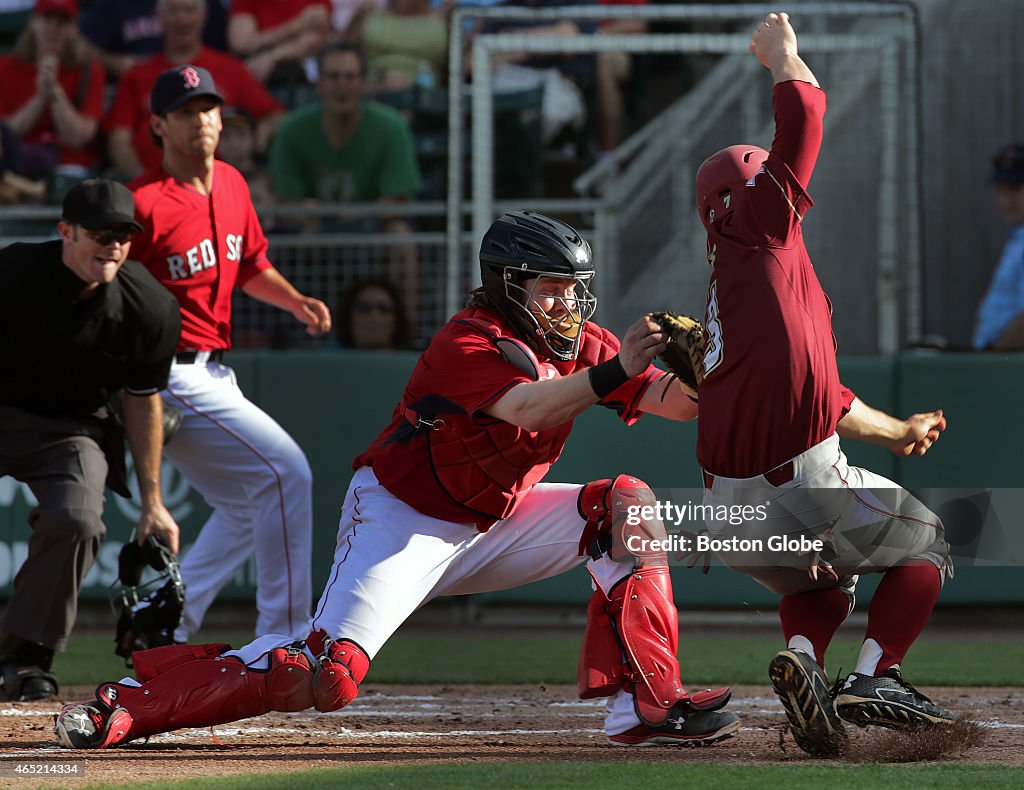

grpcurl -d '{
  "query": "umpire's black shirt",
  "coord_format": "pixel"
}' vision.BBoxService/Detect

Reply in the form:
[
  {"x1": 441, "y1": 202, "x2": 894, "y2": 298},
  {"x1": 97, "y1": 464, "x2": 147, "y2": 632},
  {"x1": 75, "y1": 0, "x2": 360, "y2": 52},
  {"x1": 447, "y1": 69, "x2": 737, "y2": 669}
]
[{"x1": 0, "y1": 239, "x2": 181, "y2": 418}]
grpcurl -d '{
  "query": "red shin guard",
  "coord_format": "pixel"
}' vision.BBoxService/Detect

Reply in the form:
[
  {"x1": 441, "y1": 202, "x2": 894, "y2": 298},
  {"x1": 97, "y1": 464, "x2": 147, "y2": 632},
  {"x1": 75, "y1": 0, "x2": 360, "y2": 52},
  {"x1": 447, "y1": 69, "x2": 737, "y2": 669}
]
[
  {"x1": 100, "y1": 643, "x2": 317, "y2": 743},
  {"x1": 579, "y1": 568, "x2": 688, "y2": 725}
]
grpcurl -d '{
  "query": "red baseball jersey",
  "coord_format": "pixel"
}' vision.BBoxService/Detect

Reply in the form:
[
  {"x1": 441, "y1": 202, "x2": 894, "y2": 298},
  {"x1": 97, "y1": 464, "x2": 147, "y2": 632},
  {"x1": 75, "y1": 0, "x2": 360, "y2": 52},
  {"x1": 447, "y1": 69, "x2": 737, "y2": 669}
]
[
  {"x1": 128, "y1": 161, "x2": 273, "y2": 351},
  {"x1": 230, "y1": 0, "x2": 330, "y2": 29},
  {"x1": 697, "y1": 80, "x2": 855, "y2": 478},
  {"x1": 104, "y1": 47, "x2": 282, "y2": 171},
  {"x1": 0, "y1": 56, "x2": 105, "y2": 169},
  {"x1": 355, "y1": 306, "x2": 658, "y2": 529}
]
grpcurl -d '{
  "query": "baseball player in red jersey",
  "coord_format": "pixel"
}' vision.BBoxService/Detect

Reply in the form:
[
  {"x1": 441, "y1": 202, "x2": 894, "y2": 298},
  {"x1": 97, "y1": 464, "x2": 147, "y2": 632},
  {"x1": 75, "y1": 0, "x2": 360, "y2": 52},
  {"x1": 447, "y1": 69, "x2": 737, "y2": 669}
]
[
  {"x1": 54, "y1": 211, "x2": 741, "y2": 749},
  {"x1": 694, "y1": 13, "x2": 955, "y2": 756},
  {"x1": 125, "y1": 65, "x2": 330, "y2": 643}
]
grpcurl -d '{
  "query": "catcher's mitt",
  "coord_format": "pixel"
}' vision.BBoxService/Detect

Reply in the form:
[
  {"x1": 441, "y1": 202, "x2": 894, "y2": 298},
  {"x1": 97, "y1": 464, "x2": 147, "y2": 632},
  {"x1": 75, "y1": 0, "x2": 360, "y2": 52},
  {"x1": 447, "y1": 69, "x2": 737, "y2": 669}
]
[
  {"x1": 650, "y1": 311, "x2": 706, "y2": 391},
  {"x1": 113, "y1": 535, "x2": 186, "y2": 666}
]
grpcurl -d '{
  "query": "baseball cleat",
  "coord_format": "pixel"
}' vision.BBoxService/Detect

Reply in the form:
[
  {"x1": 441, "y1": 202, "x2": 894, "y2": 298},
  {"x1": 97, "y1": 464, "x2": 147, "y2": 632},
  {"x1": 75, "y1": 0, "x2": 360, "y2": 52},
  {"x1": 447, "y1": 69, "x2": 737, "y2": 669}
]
[
  {"x1": 608, "y1": 707, "x2": 741, "y2": 746},
  {"x1": 834, "y1": 666, "x2": 956, "y2": 730},
  {"x1": 769, "y1": 649, "x2": 847, "y2": 757},
  {"x1": 54, "y1": 684, "x2": 134, "y2": 749}
]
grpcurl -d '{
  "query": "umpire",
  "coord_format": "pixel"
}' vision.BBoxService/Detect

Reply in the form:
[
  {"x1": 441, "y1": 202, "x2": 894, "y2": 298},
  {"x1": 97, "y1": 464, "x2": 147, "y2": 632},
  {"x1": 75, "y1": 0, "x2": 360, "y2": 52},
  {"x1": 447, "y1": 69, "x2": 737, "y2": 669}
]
[{"x1": 0, "y1": 179, "x2": 181, "y2": 701}]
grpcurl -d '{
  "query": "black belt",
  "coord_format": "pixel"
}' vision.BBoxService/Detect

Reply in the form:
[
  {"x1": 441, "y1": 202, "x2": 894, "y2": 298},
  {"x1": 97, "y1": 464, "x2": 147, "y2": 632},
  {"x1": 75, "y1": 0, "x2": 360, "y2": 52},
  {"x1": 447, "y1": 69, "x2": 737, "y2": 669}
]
[
  {"x1": 703, "y1": 461, "x2": 795, "y2": 491},
  {"x1": 175, "y1": 350, "x2": 225, "y2": 364}
]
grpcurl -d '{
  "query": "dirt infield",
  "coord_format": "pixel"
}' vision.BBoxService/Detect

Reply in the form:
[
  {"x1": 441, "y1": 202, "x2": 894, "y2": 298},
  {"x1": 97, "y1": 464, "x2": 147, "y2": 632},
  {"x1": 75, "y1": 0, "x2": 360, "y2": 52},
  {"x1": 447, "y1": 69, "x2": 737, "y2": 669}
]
[{"x1": 2, "y1": 683, "x2": 1022, "y2": 786}]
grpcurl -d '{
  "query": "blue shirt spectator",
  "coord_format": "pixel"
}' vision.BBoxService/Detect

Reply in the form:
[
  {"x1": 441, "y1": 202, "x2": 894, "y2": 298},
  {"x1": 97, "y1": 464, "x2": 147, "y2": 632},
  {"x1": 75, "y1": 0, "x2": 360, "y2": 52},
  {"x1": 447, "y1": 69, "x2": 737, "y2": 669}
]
[
  {"x1": 973, "y1": 144, "x2": 1024, "y2": 351},
  {"x1": 79, "y1": 0, "x2": 228, "y2": 78}
]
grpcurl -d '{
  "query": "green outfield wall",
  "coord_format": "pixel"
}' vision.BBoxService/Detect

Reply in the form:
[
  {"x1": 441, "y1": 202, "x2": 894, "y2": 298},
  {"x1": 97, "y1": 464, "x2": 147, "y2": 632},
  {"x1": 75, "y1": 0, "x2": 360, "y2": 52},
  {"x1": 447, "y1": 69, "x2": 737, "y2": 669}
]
[{"x1": 1, "y1": 351, "x2": 1019, "y2": 608}]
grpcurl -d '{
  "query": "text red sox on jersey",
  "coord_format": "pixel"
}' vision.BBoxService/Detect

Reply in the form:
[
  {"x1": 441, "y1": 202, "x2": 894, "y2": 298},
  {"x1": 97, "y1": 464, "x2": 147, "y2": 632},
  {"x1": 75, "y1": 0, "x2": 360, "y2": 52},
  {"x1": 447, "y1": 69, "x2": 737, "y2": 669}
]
[{"x1": 165, "y1": 234, "x2": 244, "y2": 280}]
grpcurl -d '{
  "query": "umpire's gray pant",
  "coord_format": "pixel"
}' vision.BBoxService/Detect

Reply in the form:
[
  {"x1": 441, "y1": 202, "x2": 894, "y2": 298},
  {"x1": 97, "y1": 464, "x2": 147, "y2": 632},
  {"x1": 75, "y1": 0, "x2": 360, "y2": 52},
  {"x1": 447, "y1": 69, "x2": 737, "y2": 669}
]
[{"x1": 0, "y1": 404, "x2": 107, "y2": 652}]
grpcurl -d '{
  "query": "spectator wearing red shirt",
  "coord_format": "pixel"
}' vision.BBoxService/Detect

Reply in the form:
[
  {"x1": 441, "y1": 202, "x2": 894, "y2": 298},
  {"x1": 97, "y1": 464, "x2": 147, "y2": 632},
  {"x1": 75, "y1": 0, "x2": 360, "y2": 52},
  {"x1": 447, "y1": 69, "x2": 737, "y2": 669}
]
[
  {"x1": 104, "y1": 0, "x2": 283, "y2": 180},
  {"x1": 0, "y1": 0, "x2": 105, "y2": 183},
  {"x1": 227, "y1": 0, "x2": 331, "y2": 83}
]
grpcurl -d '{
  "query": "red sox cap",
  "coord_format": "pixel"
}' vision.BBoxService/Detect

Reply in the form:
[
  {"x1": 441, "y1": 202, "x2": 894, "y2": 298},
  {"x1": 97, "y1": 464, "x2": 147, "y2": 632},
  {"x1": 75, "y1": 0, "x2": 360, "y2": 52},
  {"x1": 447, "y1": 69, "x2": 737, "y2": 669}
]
[
  {"x1": 150, "y1": 65, "x2": 224, "y2": 116},
  {"x1": 62, "y1": 179, "x2": 143, "y2": 232},
  {"x1": 992, "y1": 144, "x2": 1024, "y2": 186},
  {"x1": 34, "y1": 0, "x2": 78, "y2": 17}
]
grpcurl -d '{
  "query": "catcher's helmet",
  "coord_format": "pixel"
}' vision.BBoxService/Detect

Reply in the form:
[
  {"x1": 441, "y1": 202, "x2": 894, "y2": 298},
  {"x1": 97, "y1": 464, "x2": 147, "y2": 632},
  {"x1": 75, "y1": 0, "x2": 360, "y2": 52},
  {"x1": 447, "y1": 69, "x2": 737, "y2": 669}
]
[
  {"x1": 479, "y1": 210, "x2": 597, "y2": 361},
  {"x1": 695, "y1": 144, "x2": 769, "y2": 230}
]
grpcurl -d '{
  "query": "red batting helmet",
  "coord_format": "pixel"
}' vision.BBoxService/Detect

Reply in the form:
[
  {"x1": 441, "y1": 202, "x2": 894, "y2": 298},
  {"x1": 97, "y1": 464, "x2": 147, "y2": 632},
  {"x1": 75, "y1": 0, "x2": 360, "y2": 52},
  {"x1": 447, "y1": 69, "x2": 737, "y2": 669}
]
[{"x1": 695, "y1": 145, "x2": 769, "y2": 230}]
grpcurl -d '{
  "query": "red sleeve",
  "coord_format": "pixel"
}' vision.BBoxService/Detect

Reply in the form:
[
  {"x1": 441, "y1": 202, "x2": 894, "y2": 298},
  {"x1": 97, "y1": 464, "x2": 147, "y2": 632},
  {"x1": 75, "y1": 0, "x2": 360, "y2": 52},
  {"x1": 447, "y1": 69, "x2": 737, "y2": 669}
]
[
  {"x1": 232, "y1": 170, "x2": 272, "y2": 285},
  {"x1": 838, "y1": 384, "x2": 856, "y2": 417},
  {"x1": 769, "y1": 80, "x2": 825, "y2": 190},
  {"x1": 741, "y1": 81, "x2": 825, "y2": 246},
  {"x1": 230, "y1": 0, "x2": 256, "y2": 15},
  {"x1": 427, "y1": 326, "x2": 535, "y2": 414},
  {"x1": 577, "y1": 324, "x2": 655, "y2": 425},
  {"x1": 104, "y1": 68, "x2": 141, "y2": 131}
]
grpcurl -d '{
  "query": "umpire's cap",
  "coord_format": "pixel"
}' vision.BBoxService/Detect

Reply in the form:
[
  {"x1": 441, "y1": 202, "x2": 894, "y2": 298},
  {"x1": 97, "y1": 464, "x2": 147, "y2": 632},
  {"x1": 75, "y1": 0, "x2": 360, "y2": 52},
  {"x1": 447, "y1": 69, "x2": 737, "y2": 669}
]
[
  {"x1": 150, "y1": 65, "x2": 224, "y2": 115},
  {"x1": 992, "y1": 144, "x2": 1024, "y2": 185},
  {"x1": 62, "y1": 179, "x2": 143, "y2": 232}
]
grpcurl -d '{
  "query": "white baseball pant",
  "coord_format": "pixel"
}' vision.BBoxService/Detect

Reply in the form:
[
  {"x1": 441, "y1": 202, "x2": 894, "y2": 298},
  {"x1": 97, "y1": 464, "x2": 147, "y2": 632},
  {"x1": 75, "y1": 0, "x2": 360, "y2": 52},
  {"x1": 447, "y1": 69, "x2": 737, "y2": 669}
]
[{"x1": 161, "y1": 357, "x2": 313, "y2": 641}]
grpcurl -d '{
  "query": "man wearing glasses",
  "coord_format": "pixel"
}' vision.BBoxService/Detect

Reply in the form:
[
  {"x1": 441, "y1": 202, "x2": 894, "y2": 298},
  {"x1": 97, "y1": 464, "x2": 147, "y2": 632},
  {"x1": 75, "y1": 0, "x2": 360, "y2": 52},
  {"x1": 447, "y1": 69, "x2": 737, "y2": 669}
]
[{"x1": 0, "y1": 178, "x2": 181, "y2": 701}]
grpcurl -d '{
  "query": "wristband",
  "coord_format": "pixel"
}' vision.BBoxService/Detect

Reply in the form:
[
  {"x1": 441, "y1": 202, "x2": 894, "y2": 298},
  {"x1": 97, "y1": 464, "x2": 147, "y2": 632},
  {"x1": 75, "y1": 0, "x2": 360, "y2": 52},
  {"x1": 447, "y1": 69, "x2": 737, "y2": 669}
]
[{"x1": 588, "y1": 356, "x2": 630, "y2": 399}]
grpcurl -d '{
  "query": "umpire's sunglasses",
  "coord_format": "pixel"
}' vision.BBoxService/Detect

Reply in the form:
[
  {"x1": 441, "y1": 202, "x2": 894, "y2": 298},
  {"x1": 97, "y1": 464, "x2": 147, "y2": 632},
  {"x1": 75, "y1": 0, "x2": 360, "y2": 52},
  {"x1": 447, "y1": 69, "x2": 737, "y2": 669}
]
[{"x1": 84, "y1": 227, "x2": 136, "y2": 246}]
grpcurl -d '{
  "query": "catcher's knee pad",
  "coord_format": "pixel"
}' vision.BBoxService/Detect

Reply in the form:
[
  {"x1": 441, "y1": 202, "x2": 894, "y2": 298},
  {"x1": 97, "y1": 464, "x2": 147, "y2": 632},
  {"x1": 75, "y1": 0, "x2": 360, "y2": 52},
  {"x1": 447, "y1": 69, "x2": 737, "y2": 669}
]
[
  {"x1": 578, "y1": 567, "x2": 689, "y2": 725},
  {"x1": 578, "y1": 474, "x2": 667, "y2": 565},
  {"x1": 265, "y1": 643, "x2": 316, "y2": 712},
  {"x1": 306, "y1": 629, "x2": 370, "y2": 713}
]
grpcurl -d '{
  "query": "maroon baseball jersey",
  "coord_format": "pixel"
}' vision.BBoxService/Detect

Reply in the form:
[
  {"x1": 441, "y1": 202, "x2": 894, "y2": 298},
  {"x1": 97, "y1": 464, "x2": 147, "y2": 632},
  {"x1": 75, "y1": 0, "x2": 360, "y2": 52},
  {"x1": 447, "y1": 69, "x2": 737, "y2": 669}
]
[
  {"x1": 697, "y1": 80, "x2": 855, "y2": 478},
  {"x1": 355, "y1": 306, "x2": 659, "y2": 530},
  {"x1": 104, "y1": 47, "x2": 282, "y2": 171},
  {"x1": 128, "y1": 161, "x2": 272, "y2": 351}
]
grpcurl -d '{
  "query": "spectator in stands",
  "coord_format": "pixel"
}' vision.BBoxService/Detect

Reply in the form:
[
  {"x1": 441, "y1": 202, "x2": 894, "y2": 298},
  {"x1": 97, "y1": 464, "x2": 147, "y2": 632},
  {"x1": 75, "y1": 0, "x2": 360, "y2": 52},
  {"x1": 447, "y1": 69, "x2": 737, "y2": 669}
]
[
  {"x1": 227, "y1": 0, "x2": 330, "y2": 84},
  {"x1": 596, "y1": 0, "x2": 647, "y2": 154},
  {"x1": 973, "y1": 143, "x2": 1024, "y2": 351},
  {"x1": 0, "y1": 123, "x2": 47, "y2": 203},
  {"x1": 332, "y1": 0, "x2": 385, "y2": 40},
  {"x1": 346, "y1": 0, "x2": 448, "y2": 92},
  {"x1": 270, "y1": 42, "x2": 420, "y2": 310},
  {"x1": 0, "y1": 0, "x2": 105, "y2": 187},
  {"x1": 469, "y1": 0, "x2": 595, "y2": 147},
  {"x1": 335, "y1": 278, "x2": 414, "y2": 350},
  {"x1": 215, "y1": 106, "x2": 274, "y2": 211},
  {"x1": 268, "y1": 42, "x2": 421, "y2": 223},
  {"x1": 78, "y1": 0, "x2": 229, "y2": 79},
  {"x1": 104, "y1": 0, "x2": 283, "y2": 181}
]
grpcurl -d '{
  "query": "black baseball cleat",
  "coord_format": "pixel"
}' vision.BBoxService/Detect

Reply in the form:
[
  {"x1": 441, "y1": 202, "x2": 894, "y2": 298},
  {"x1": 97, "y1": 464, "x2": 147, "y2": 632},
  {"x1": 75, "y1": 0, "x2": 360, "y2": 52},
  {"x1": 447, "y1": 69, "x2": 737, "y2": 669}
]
[
  {"x1": 769, "y1": 649, "x2": 847, "y2": 757},
  {"x1": 834, "y1": 666, "x2": 956, "y2": 730},
  {"x1": 608, "y1": 707, "x2": 740, "y2": 747},
  {"x1": 0, "y1": 662, "x2": 59, "y2": 702}
]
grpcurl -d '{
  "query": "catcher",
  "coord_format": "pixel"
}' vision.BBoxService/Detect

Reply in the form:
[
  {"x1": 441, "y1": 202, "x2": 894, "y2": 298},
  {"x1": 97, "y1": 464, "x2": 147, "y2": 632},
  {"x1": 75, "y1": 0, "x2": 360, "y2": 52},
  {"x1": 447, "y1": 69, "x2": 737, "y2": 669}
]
[
  {"x1": 652, "y1": 13, "x2": 957, "y2": 757},
  {"x1": 55, "y1": 210, "x2": 739, "y2": 749}
]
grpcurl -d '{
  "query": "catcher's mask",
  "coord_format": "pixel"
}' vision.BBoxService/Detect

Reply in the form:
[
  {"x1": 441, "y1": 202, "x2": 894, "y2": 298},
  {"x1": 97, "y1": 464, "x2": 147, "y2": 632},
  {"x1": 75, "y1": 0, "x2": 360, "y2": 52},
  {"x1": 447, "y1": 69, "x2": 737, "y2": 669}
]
[
  {"x1": 480, "y1": 211, "x2": 597, "y2": 361},
  {"x1": 695, "y1": 144, "x2": 769, "y2": 231},
  {"x1": 112, "y1": 534, "x2": 186, "y2": 666}
]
